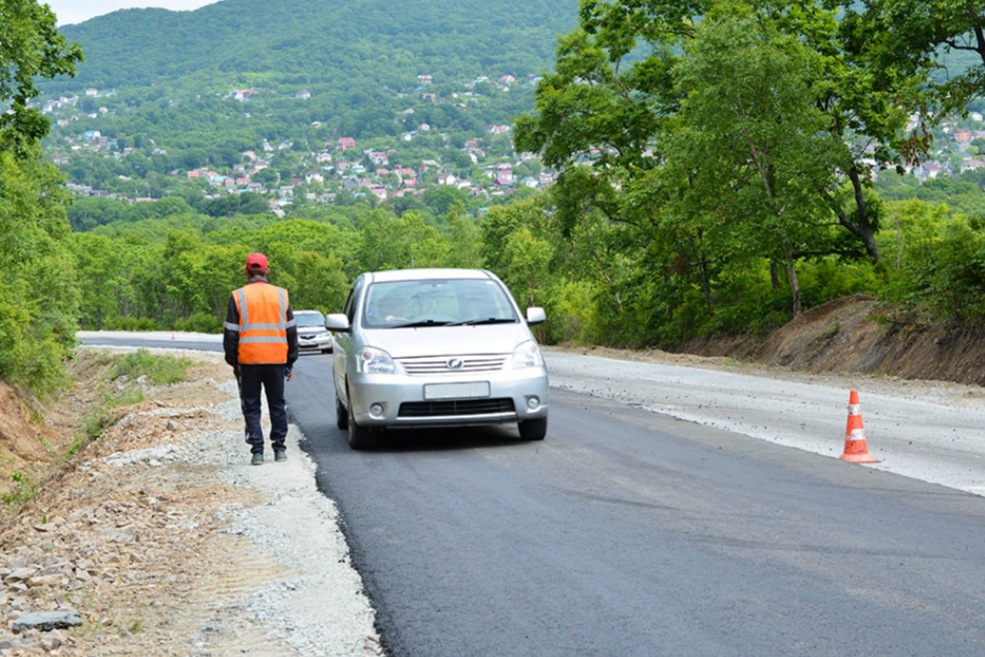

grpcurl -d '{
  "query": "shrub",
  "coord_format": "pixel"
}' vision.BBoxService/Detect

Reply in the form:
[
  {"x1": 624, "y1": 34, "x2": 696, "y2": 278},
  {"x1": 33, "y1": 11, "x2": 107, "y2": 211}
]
[
  {"x1": 174, "y1": 312, "x2": 222, "y2": 334},
  {"x1": 110, "y1": 349, "x2": 191, "y2": 385},
  {"x1": 104, "y1": 316, "x2": 164, "y2": 331}
]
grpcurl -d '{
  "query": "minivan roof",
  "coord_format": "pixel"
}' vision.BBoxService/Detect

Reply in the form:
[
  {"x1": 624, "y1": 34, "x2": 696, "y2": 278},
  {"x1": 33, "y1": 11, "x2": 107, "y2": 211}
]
[{"x1": 365, "y1": 268, "x2": 494, "y2": 283}]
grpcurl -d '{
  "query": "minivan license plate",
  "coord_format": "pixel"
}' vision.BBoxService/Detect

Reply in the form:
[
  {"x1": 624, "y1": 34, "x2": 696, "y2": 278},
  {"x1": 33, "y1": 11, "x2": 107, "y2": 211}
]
[{"x1": 424, "y1": 382, "x2": 491, "y2": 400}]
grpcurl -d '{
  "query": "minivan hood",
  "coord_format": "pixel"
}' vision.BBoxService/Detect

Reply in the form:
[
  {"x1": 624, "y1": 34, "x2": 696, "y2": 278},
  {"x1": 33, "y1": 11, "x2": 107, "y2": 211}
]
[{"x1": 363, "y1": 323, "x2": 534, "y2": 358}]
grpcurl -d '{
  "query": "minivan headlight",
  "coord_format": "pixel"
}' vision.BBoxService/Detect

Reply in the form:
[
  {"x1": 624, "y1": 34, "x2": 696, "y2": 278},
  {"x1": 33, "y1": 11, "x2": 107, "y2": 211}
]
[
  {"x1": 356, "y1": 346, "x2": 397, "y2": 375},
  {"x1": 512, "y1": 340, "x2": 544, "y2": 369}
]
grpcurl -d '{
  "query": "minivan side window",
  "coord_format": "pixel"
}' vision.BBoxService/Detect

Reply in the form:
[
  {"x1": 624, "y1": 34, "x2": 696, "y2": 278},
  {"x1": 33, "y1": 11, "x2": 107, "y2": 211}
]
[
  {"x1": 343, "y1": 277, "x2": 364, "y2": 324},
  {"x1": 342, "y1": 287, "x2": 355, "y2": 323}
]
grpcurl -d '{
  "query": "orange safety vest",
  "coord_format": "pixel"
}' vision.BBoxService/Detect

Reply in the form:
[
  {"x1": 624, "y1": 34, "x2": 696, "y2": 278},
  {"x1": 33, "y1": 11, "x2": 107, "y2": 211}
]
[{"x1": 233, "y1": 282, "x2": 290, "y2": 364}]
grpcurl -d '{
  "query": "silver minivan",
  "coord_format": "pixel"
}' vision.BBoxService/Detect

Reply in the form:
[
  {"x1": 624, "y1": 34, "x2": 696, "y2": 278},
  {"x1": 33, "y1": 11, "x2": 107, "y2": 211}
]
[{"x1": 325, "y1": 268, "x2": 549, "y2": 449}]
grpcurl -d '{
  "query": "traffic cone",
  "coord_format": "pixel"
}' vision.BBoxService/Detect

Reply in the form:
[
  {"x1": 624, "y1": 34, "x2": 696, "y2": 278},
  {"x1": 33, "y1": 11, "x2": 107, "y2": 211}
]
[{"x1": 840, "y1": 390, "x2": 879, "y2": 463}]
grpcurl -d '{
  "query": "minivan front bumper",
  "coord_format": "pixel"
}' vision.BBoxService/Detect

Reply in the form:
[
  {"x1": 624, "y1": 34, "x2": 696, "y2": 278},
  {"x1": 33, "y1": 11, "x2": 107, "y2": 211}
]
[{"x1": 347, "y1": 366, "x2": 549, "y2": 428}]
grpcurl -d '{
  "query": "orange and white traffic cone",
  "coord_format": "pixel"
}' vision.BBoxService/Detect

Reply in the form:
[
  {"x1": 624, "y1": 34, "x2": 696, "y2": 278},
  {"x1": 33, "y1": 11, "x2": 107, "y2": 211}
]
[{"x1": 840, "y1": 390, "x2": 879, "y2": 463}]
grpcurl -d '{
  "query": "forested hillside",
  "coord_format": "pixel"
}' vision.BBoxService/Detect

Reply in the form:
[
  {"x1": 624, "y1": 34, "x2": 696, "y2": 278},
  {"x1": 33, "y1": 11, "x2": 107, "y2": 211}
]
[
  {"x1": 40, "y1": 0, "x2": 577, "y2": 149},
  {"x1": 37, "y1": 0, "x2": 578, "y2": 202},
  {"x1": 51, "y1": 0, "x2": 575, "y2": 94}
]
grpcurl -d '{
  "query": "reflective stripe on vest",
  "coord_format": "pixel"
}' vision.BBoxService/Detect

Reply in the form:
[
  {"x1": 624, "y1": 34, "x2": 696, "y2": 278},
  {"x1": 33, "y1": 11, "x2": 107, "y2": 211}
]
[{"x1": 234, "y1": 283, "x2": 290, "y2": 364}]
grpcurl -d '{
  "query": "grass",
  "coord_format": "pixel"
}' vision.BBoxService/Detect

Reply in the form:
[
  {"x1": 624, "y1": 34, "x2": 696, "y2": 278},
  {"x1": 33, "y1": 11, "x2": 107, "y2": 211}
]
[
  {"x1": 110, "y1": 349, "x2": 192, "y2": 385},
  {"x1": 105, "y1": 387, "x2": 145, "y2": 409},
  {"x1": 68, "y1": 351, "x2": 190, "y2": 455},
  {"x1": 78, "y1": 409, "x2": 115, "y2": 445},
  {"x1": 1, "y1": 470, "x2": 39, "y2": 507}
]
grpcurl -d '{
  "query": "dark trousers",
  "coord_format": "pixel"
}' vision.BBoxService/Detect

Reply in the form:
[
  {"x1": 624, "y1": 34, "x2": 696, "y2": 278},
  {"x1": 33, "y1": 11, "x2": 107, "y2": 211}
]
[{"x1": 236, "y1": 364, "x2": 288, "y2": 454}]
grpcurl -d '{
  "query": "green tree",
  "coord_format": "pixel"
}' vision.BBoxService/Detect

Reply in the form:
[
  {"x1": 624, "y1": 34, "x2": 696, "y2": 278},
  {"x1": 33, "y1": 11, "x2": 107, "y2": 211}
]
[
  {"x1": 0, "y1": 1, "x2": 83, "y2": 392},
  {"x1": 0, "y1": 148, "x2": 80, "y2": 390},
  {"x1": 290, "y1": 250, "x2": 349, "y2": 313},
  {"x1": 70, "y1": 232, "x2": 133, "y2": 329},
  {"x1": 441, "y1": 204, "x2": 484, "y2": 269},
  {"x1": 502, "y1": 227, "x2": 552, "y2": 309},
  {"x1": 840, "y1": 0, "x2": 985, "y2": 121},
  {"x1": 0, "y1": 0, "x2": 83, "y2": 153},
  {"x1": 356, "y1": 210, "x2": 449, "y2": 271},
  {"x1": 667, "y1": 6, "x2": 840, "y2": 316},
  {"x1": 515, "y1": 0, "x2": 920, "y2": 265},
  {"x1": 423, "y1": 185, "x2": 470, "y2": 218}
]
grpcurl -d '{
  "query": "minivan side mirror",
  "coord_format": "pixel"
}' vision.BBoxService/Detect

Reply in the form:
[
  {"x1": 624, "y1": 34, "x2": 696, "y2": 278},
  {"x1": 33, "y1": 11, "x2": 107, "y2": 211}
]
[
  {"x1": 526, "y1": 307, "x2": 546, "y2": 326},
  {"x1": 325, "y1": 313, "x2": 351, "y2": 332}
]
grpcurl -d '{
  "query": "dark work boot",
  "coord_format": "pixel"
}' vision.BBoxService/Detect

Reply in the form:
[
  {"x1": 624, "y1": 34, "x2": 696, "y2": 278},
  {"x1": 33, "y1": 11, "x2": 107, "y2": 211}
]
[
  {"x1": 274, "y1": 448, "x2": 287, "y2": 462},
  {"x1": 251, "y1": 452, "x2": 264, "y2": 466}
]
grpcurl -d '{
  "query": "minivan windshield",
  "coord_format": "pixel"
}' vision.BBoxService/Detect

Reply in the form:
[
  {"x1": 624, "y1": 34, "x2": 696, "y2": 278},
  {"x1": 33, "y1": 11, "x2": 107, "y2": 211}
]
[{"x1": 362, "y1": 278, "x2": 518, "y2": 329}]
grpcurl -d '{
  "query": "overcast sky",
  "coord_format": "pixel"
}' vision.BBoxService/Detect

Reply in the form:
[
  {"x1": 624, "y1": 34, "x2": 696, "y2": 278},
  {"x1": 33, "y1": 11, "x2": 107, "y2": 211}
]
[{"x1": 45, "y1": 0, "x2": 221, "y2": 26}]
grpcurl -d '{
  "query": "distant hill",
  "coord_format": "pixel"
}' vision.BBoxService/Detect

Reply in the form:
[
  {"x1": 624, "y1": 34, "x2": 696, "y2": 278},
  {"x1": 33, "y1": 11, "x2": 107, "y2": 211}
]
[
  {"x1": 47, "y1": 0, "x2": 577, "y2": 96},
  {"x1": 38, "y1": 0, "x2": 579, "y2": 199}
]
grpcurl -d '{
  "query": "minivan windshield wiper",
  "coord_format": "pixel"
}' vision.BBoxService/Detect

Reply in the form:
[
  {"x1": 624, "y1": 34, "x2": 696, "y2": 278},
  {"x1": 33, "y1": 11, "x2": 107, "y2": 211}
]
[
  {"x1": 445, "y1": 317, "x2": 517, "y2": 327},
  {"x1": 388, "y1": 319, "x2": 451, "y2": 329}
]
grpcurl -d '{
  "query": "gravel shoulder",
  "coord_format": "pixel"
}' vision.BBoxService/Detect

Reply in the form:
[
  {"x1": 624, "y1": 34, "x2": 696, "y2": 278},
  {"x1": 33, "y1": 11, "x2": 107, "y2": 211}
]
[
  {"x1": 0, "y1": 349, "x2": 379, "y2": 656},
  {"x1": 547, "y1": 344, "x2": 985, "y2": 496}
]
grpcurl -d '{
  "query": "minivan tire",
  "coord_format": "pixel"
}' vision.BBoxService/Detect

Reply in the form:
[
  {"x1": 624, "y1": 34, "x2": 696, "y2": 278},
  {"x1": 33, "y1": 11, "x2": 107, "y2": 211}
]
[
  {"x1": 336, "y1": 394, "x2": 348, "y2": 430},
  {"x1": 347, "y1": 389, "x2": 377, "y2": 449},
  {"x1": 518, "y1": 417, "x2": 547, "y2": 441}
]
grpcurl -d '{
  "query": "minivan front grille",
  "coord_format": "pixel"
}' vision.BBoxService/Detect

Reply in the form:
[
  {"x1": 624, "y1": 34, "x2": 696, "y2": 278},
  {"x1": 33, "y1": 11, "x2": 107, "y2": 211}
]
[
  {"x1": 398, "y1": 355, "x2": 507, "y2": 375},
  {"x1": 398, "y1": 398, "x2": 516, "y2": 418}
]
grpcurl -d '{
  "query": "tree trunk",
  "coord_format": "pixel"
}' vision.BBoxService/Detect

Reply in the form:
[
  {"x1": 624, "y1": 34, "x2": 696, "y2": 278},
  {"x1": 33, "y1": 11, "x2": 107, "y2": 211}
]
[
  {"x1": 699, "y1": 252, "x2": 714, "y2": 314},
  {"x1": 781, "y1": 231, "x2": 801, "y2": 317},
  {"x1": 837, "y1": 166, "x2": 881, "y2": 261}
]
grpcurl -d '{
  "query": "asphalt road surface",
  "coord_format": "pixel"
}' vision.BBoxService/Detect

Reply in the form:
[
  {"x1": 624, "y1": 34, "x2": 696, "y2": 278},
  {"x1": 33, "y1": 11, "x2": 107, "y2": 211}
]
[
  {"x1": 79, "y1": 332, "x2": 985, "y2": 656},
  {"x1": 288, "y1": 358, "x2": 985, "y2": 657}
]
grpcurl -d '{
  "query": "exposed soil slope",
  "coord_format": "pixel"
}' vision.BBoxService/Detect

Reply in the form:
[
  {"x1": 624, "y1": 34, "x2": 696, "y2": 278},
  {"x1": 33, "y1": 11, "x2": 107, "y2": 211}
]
[{"x1": 748, "y1": 294, "x2": 985, "y2": 386}]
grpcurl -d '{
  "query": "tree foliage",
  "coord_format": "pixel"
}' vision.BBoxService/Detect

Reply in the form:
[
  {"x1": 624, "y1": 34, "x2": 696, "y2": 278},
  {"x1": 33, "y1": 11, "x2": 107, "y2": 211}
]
[
  {"x1": 512, "y1": 0, "x2": 935, "y2": 340},
  {"x1": 0, "y1": 0, "x2": 82, "y2": 154},
  {"x1": 0, "y1": 0, "x2": 81, "y2": 393},
  {"x1": 10, "y1": 0, "x2": 985, "y2": 375}
]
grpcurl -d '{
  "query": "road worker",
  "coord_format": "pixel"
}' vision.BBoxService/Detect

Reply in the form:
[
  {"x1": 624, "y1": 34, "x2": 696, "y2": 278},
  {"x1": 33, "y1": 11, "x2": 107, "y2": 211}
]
[{"x1": 223, "y1": 252, "x2": 299, "y2": 465}]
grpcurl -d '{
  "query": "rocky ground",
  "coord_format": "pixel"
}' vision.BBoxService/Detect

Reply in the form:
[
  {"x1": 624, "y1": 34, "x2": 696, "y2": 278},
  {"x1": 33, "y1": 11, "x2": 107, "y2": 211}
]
[
  {"x1": 2, "y1": 295, "x2": 984, "y2": 655},
  {"x1": 0, "y1": 350, "x2": 378, "y2": 656}
]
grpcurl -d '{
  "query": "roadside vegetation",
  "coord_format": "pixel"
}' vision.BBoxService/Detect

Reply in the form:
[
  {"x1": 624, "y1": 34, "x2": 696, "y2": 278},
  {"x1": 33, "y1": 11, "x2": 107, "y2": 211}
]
[
  {"x1": 109, "y1": 348, "x2": 192, "y2": 386},
  {"x1": 76, "y1": 350, "x2": 192, "y2": 452}
]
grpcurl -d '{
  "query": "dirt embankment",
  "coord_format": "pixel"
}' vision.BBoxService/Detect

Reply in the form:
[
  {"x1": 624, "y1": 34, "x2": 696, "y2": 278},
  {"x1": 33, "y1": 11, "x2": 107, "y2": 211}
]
[
  {"x1": 680, "y1": 294, "x2": 985, "y2": 387},
  {"x1": 0, "y1": 351, "x2": 378, "y2": 655}
]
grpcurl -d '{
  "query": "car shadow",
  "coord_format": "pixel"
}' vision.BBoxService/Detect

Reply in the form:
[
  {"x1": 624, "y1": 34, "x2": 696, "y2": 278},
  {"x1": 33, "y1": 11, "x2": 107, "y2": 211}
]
[{"x1": 368, "y1": 424, "x2": 527, "y2": 453}]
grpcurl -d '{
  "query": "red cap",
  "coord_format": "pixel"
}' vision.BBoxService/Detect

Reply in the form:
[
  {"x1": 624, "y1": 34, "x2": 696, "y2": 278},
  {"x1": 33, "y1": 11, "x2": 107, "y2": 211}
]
[{"x1": 245, "y1": 252, "x2": 269, "y2": 272}]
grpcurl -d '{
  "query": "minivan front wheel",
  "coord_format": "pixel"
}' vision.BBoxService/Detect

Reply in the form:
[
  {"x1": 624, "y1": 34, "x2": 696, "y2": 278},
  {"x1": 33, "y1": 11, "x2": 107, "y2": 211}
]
[
  {"x1": 518, "y1": 417, "x2": 547, "y2": 441},
  {"x1": 335, "y1": 393, "x2": 348, "y2": 430},
  {"x1": 346, "y1": 389, "x2": 377, "y2": 449}
]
